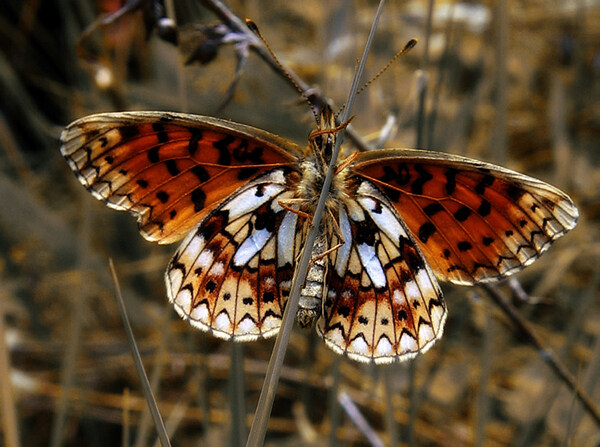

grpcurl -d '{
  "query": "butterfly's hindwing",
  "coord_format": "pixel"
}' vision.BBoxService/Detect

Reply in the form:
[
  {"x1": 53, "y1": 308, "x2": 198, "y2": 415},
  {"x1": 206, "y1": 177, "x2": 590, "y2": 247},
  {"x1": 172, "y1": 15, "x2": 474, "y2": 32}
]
[
  {"x1": 318, "y1": 180, "x2": 447, "y2": 363},
  {"x1": 352, "y1": 149, "x2": 578, "y2": 285},
  {"x1": 166, "y1": 169, "x2": 305, "y2": 340},
  {"x1": 60, "y1": 112, "x2": 302, "y2": 244}
]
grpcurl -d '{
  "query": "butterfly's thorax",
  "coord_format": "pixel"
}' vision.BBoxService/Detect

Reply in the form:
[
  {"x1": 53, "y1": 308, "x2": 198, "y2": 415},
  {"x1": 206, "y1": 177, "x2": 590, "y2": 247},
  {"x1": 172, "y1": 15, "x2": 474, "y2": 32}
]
[
  {"x1": 296, "y1": 159, "x2": 349, "y2": 214},
  {"x1": 295, "y1": 111, "x2": 350, "y2": 217}
]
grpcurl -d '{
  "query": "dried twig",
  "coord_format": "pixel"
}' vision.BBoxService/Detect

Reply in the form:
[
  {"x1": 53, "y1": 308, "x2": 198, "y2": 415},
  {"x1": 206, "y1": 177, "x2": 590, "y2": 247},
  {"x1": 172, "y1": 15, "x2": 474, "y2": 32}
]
[{"x1": 483, "y1": 284, "x2": 600, "y2": 427}]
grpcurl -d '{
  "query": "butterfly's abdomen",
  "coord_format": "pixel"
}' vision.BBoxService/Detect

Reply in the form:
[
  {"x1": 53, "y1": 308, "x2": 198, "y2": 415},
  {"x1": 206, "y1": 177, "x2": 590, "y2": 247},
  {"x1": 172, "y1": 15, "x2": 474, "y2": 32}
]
[{"x1": 296, "y1": 229, "x2": 328, "y2": 328}]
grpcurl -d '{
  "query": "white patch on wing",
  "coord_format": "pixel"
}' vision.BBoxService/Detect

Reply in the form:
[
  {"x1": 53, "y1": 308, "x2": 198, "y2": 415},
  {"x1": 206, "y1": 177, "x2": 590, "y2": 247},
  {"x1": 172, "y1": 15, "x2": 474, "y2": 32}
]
[
  {"x1": 357, "y1": 243, "x2": 386, "y2": 288},
  {"x1": 214, "y1": 312, "x2": 232, "y2": 332},
  {"x1": 224, "y1": 183, "x2": 285, "y2": 220},
  {"x1": 263, "y1": 276, "x2": 275, "y2": 287},
  {"x1": 196, "y1": 250, "x2": 214, "y2": 269},
  {"x1": 349, "y1": 336, "x2": 369, "y2": 356},
  {"x1": 399, "y1": 332, "x2": 418, "y2": 353},
  {"x1": 238, "y1": 317, "x2": 258, "y2": 334},
  {"x1": 335, "y1": 207, "x2": 352, "y2": 277},
  {"x1": 277, "y1": 211, "x2": 298, "y2": 267},
  {"x1": 416, "y1": 268, "x2": 437, "y2": 293},
  {"x1": 173, "y1": 286, "x2": 192, "y2": 311},
  {"x1": 167, "y1": 268, "x2": 183, "y2": 294},
  {"x1": 234, "y1": 228, "x2": 271, "y2": 266},
  {"x1": 418, "y1": 323, "x2": 434, "y2": 346},
  {"x1": 190, "y1": 302, "x2": 209, "y2": 322},
  {"x1": 404, "y1": 280, "x2": 421, "y2": 301},
  {"x1": 210, "y1": 262, "x2": 225, "y2": 276},
  {"x1": 262, "y1": 314, "x2": 281, "y2": 333},
  {"x1": 392, "y1": 289, "x2": 405, "y2": 305},
  {"x1": 175, "y1": 231, "x2": 206, "y2": 274},
  {"x1": 345, "y1": 197, "x2": 365, "y2": 221},
  {"x1": 358, "y1": 196, "x2": 406, "y2": 242},
  {"x1": 431, "y1": 303, "x2": 446, "y2": 333},
  {"x1": 375, "y1": 337, "x2": 393, "y2": 357}
]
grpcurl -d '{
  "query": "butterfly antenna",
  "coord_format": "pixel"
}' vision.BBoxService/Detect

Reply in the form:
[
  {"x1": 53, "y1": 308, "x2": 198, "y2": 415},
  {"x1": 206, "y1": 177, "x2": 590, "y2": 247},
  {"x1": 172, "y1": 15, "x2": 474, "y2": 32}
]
[
  {"x1": 246, "y1": 19, "x2": 320, "y2": 123},
  {"x1": 359, "y1": 38, "x2": 418, "y2": 94},
  {"x1": 336, "y1": 38, "x2": 418, "y2": 117}
]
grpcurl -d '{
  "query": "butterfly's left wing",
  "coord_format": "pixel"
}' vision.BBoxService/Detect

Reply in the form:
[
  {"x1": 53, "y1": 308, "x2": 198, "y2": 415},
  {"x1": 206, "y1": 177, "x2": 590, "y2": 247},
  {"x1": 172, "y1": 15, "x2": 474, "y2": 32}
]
[
  {"x1": 60, "y1": 111, "x2": 302, "y2": 244},
  {"x1": 351, "y1": 149, "x2": 578, "y2": 285},
  {"x1": 318, "y1": 180, "x2": 447, "y2": 364}
]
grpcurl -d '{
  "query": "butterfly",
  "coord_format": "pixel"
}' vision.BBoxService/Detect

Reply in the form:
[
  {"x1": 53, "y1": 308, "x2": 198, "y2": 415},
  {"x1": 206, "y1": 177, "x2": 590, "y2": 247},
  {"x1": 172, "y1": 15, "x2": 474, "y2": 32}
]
[{"x1": 60, "y1": 108, "x2": 578, "y2": 363}]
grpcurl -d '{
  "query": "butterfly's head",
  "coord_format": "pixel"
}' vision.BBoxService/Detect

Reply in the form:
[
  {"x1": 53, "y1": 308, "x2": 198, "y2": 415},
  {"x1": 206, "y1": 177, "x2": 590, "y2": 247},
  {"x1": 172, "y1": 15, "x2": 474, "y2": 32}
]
[
  {"x1": 295, "y1": 105, "x2": 354, "y2": 224},
  {"x1": 307, "y1": 105, "x2": 353, "y2": 170}
]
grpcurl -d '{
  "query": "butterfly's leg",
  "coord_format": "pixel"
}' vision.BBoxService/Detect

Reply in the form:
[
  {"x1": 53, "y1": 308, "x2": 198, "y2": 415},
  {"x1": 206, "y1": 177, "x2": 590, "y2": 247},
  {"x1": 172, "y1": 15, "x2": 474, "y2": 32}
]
[
  {"x1": 335, "y1": 151, "x2": 359, "y2": 175},
  {"x1": 278, "y1": 198, "x2": 313, "y2": 220}
]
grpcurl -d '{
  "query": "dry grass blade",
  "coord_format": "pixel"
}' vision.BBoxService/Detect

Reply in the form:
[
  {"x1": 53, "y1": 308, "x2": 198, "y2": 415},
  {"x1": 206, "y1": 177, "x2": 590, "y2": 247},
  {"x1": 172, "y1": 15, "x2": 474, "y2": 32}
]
[
  {"x1": 0, "y1": 298, "x2": 20, "y2": 447},
  {"x1": 338, "y1": 391, "x2": 385, "y2": 447},
  {"x1": 108, "y1": 260, "x2": 172, "y2": 447}
]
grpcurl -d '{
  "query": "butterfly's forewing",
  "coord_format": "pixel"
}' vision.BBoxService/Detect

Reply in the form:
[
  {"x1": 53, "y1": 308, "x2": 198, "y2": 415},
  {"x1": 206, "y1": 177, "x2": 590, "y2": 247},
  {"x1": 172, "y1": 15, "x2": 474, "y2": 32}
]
[
  {"x1": 352, "y1": 149, "x2": 578, "y2": 285},
  {"x1": 318, "y1": 180, "x2": 447, "y2": 363},
  {"x1": 60, "y1": 112, "x2": 302, "y2": 244},
  {"x1": 166, "y1": 169, "x2": 308, "y2": 339}
]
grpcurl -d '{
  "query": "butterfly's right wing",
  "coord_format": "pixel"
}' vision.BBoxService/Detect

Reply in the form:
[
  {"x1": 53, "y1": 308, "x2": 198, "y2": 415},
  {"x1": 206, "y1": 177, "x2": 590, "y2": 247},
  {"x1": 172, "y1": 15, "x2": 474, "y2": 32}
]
[
  {"x1": 352, "y1": 149, "x2": 578, "y2": 285},
  {"x1": 166, "y1": 169, "x2": 308, "y2": 340}
]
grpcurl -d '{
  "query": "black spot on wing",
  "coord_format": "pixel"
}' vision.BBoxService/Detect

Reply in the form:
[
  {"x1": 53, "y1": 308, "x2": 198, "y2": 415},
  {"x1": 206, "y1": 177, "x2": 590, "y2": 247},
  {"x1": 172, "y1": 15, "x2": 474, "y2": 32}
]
[
  {"x1": 418, "y1": 222, "x2": 437, "y2": 243},
  {"x1": 148, "y1": 146, "x2": 160, "y2": 163},
  {"x1": 478, "y1": 199, "x2": 491, "y2": 217},
  {"x1": 423, "y1": 202, "x2": 444, "y2": 217},
  {"x1": 445, "y1": 168, "x2": 457, "y2": 195},
  {"x1": 475, "y1": 175, "x2": 495, "y2": 195},
  {"x1": 152, "y1": 122, "x2": 168, "y2": 143},
  {"x1": 458, "y1": 241, "x2": 472, "y2": 252},
  {"x1": 214, "y1": 135, "x2": 234, "y2": 165},
  {"x1": 411, "y1": 164, "x2": 433, "y2": 195},
  {"x1": 191, "y1": 188, "x2": 206, "y2": 212},
  {"x1": 454, "y1": 206, "x2": 472, "y2": 222},
  {"x1": 166, "y1": 159, "x2": 180, "y2": 176},
  {"x1": 188, "y1": 129, "x2": 202, "y2": 156},
  {"x1": 482, "y1": 236, "x2": 494, "y2": 246},
  {"x1": 119, "y1": 125, "x2": 140, "y2": 139},
  {"x1": 156, "y1": 191, "x2": 169, "y2": 203},
  {"x1": 380, "y1": 165, "x2": 410, "y2": 185},
  {"x1": 506, "y1": 184, "x2": 525, "y2": 202},
  {"x1": 191, "y1": 165, "x2": 210, "y2": 182}
]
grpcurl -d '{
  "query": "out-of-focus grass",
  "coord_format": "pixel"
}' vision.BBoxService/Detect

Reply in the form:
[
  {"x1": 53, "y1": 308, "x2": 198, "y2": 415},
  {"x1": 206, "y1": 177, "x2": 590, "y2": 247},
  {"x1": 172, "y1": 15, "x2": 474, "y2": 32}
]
[{"x1": 0, "y1": 0, "x2": 598, "y2": 446}]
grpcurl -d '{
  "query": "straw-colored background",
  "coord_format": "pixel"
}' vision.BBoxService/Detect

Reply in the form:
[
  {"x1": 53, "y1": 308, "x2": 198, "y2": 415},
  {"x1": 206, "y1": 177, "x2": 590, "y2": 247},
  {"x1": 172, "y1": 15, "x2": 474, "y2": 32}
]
[{"x1": 0, "y1": 0, "x2": 598, "y2": 445}]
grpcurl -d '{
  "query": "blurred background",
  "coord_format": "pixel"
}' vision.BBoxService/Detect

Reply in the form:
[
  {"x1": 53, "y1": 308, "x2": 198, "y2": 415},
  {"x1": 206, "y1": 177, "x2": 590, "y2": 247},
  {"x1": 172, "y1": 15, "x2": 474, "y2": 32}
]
[{"x1": 0, "y1": 0, "x2": 599, "y2": 445}]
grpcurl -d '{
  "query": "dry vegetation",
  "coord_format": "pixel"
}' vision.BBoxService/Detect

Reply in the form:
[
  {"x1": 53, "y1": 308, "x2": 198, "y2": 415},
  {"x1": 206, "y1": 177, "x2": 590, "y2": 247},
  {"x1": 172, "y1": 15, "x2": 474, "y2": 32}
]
[{"x1": 0, "y1": 0, "x2": 599, "y2": 446}]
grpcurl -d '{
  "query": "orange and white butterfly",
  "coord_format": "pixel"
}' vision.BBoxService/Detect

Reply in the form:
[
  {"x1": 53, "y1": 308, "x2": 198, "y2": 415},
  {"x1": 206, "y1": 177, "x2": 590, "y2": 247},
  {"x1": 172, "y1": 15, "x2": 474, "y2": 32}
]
[{"x1": 60, "y1": 108, "x2": 578, "y2": 363}]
